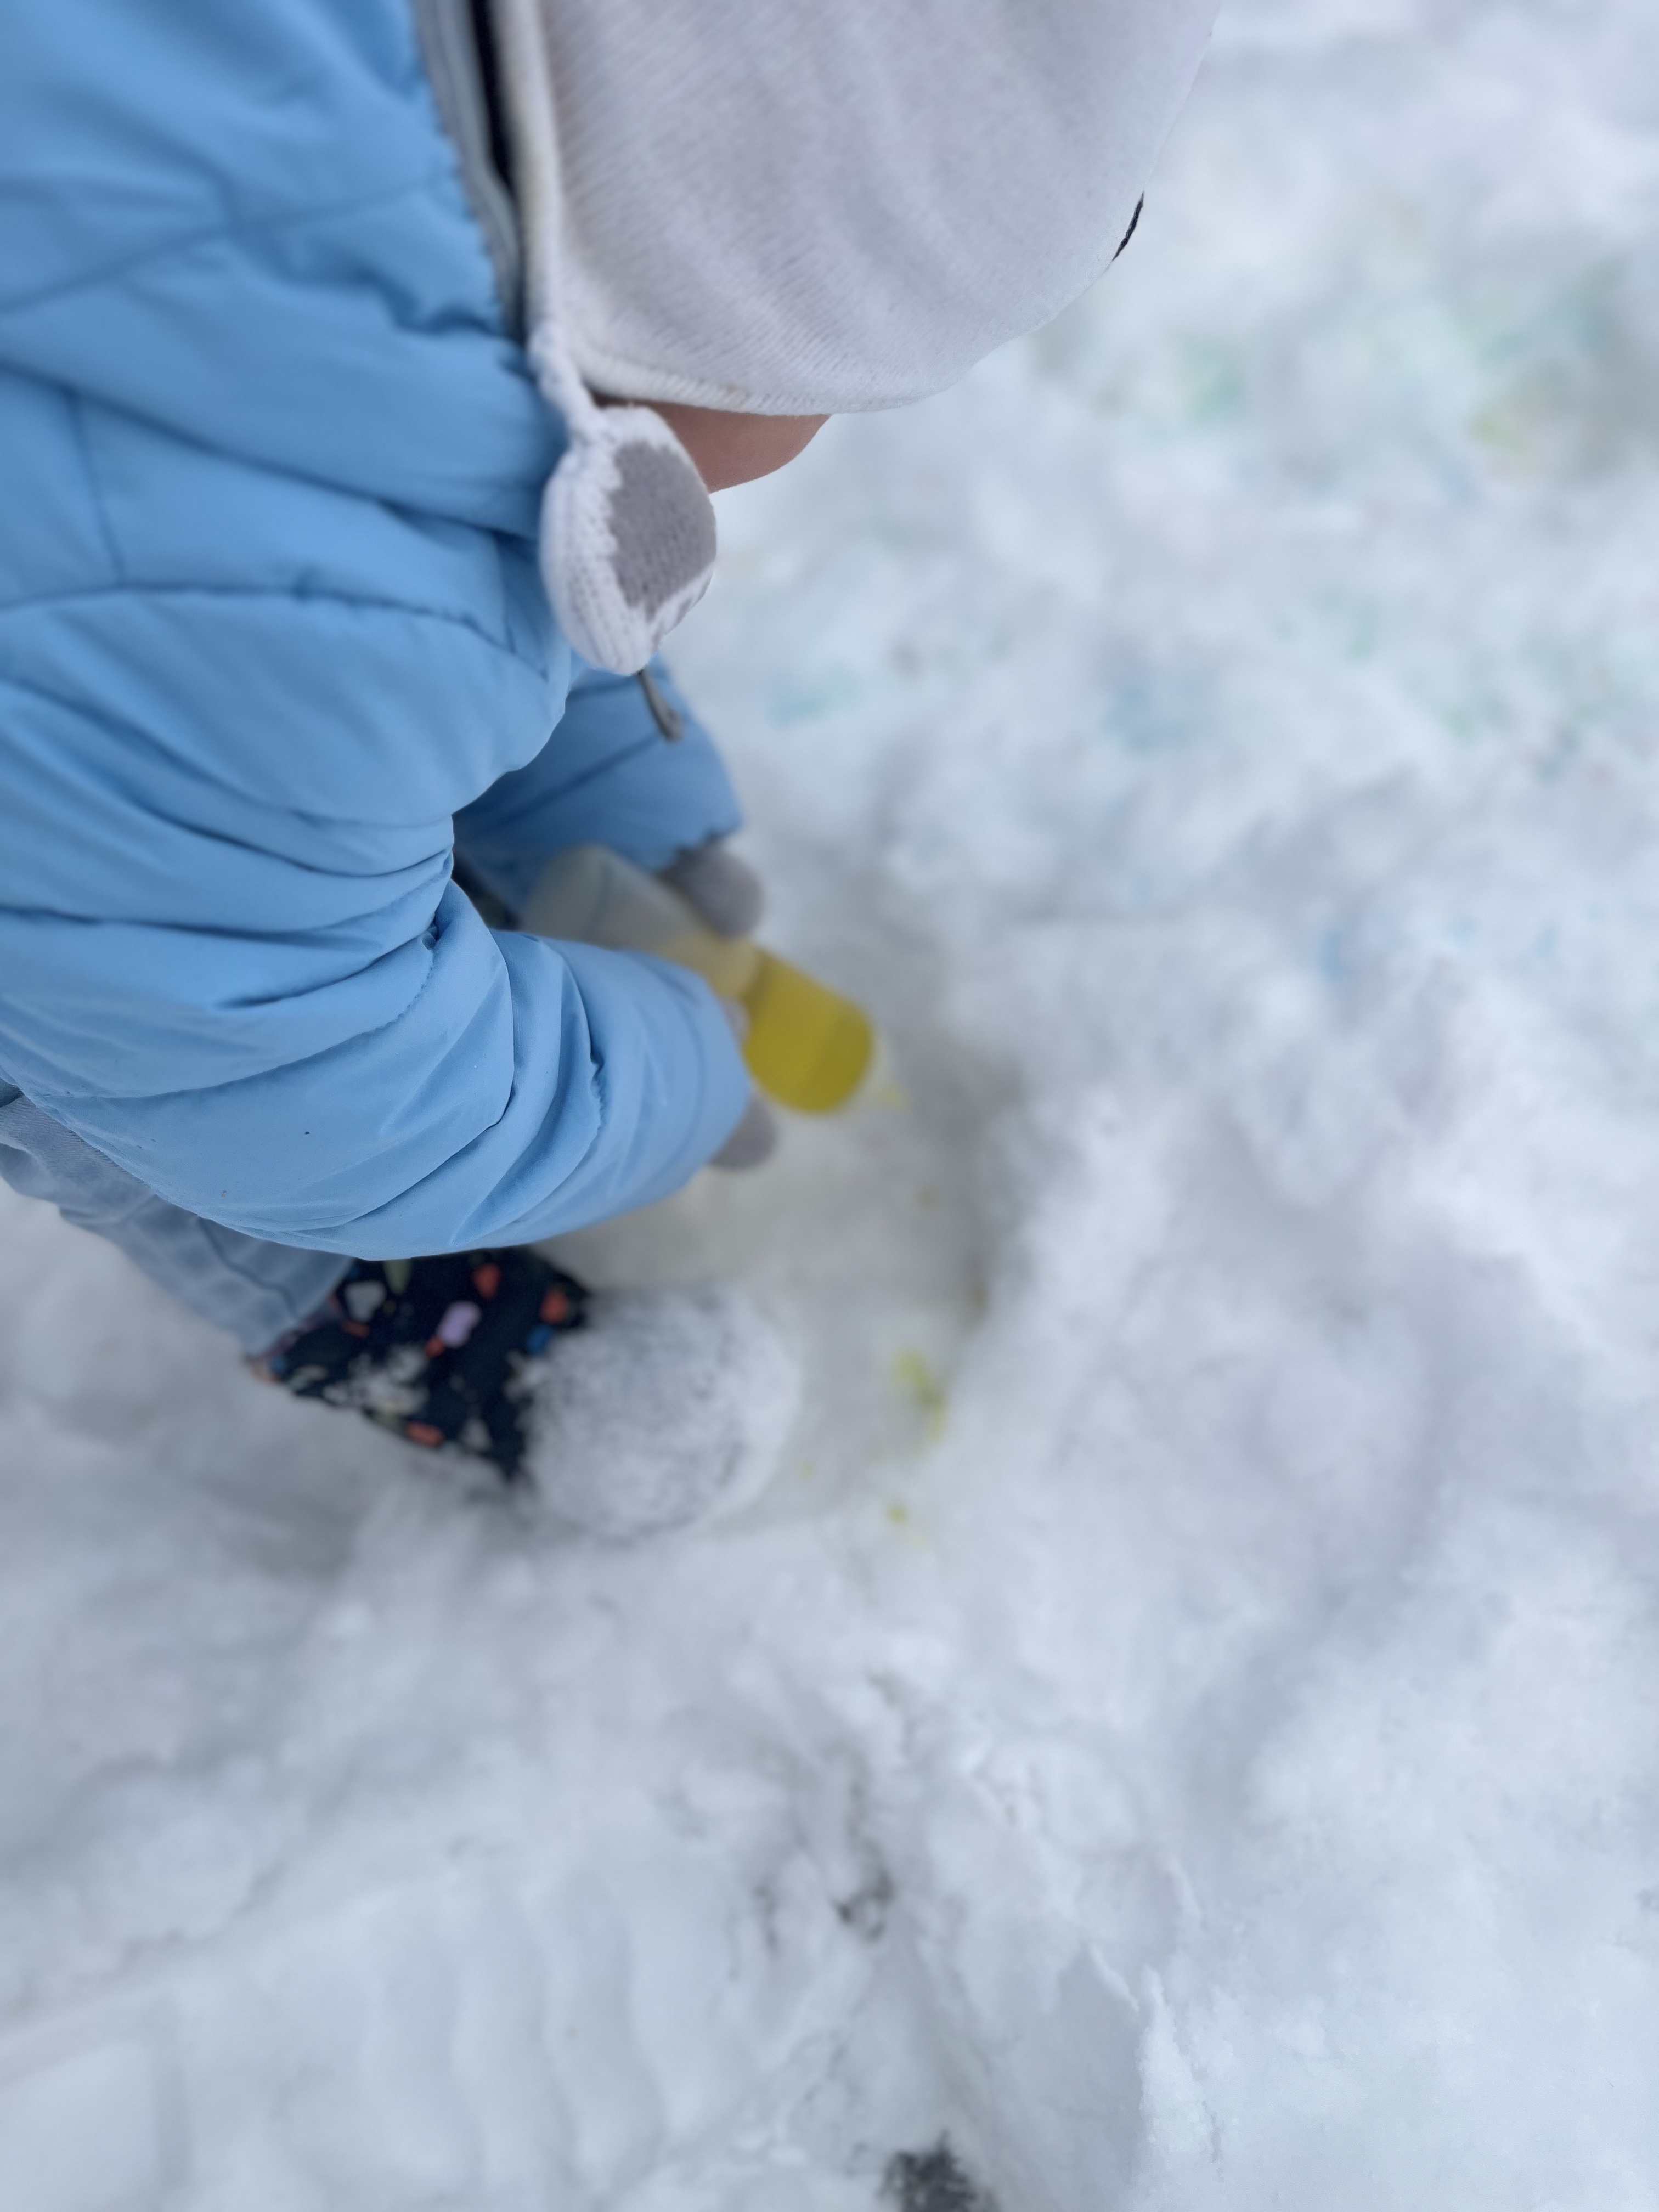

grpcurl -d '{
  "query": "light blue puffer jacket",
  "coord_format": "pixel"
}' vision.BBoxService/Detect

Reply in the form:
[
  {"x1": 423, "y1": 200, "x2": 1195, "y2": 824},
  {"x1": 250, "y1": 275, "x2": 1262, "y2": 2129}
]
[{"x1": 0, "y1": 0, "x2": 751, "y2": 1254}]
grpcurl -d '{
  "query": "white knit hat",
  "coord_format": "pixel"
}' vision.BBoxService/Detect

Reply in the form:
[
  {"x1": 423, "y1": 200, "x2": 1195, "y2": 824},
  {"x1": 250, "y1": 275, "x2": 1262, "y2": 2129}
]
[{"x1": 491, "y1": 0, "x2": 1218, "y2": 671}]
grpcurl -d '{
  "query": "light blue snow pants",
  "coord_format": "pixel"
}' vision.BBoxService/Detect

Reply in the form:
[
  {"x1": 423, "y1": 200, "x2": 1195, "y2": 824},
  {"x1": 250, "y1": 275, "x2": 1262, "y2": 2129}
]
[{"x1": 0, "y1": 1082, "x2": 348, "y2": 1355}]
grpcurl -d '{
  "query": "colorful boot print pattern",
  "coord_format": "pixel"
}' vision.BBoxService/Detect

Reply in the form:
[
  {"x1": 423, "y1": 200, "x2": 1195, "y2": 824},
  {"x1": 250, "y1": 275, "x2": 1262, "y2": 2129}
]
[{"x1": 256, "y1": 1249, "x2": 589, "y2": 1482}]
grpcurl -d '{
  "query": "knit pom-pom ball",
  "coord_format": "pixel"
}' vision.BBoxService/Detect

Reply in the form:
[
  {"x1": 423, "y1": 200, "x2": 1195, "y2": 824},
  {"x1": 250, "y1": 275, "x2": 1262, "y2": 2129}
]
[{"x1": 540, "y1": 404, "x2": 716, "y2": 674}]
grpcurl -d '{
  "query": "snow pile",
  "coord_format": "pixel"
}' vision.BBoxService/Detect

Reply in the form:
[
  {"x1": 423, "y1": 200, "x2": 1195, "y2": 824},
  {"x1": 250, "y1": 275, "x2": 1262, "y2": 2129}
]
[
  {"x1": 523, "y1": 1286, "x2": 801, "y2": 1538},
  {"x1": 3, "y1": 0, "x2": 1659, "y2": 2204}
]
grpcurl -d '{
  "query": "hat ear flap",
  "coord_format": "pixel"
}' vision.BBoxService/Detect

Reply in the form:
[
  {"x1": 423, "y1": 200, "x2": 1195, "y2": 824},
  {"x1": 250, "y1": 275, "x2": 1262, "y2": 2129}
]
[{"x1": 540, "y1": 404, "x2": 716, "y2": 674}]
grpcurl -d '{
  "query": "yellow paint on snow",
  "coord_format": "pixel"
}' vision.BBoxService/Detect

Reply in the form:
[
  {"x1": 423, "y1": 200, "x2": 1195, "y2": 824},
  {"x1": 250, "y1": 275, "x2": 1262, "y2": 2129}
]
[{"x1": 891, "y1": 1348, "x2": 947, "y2": 1442}]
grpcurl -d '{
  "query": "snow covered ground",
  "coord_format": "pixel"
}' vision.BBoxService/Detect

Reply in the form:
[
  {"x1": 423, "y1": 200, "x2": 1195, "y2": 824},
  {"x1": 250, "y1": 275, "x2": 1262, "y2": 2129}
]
[{"x1": 4, "y1": 1, "x2": 1659, "y2": 2203}]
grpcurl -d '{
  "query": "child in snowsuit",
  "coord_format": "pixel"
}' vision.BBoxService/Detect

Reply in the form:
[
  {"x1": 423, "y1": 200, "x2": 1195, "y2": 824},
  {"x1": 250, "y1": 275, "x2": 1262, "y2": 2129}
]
[{"x1": 0, "y1": 0, "x2": 1217, "y2": 1528}]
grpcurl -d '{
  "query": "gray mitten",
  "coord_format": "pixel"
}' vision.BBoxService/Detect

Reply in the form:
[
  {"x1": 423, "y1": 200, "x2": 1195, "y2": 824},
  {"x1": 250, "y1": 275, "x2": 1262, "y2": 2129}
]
[
  {"x1": 659, "y1": 839, "x2": 765, "y2": 940},
  {"x1": 708, "y1": 989, "x2": 779, "y2": 1171},
  {"x1": 662, "y1": 842, "x2": 780, "y2": 1165},
  {"x1": 710, "y1": 1093, "x2": 778, "y2": 1170}
]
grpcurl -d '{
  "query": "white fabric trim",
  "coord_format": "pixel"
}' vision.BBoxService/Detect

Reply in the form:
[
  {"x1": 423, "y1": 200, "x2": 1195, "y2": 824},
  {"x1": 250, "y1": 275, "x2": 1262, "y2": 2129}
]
[{"x1": 491, "y1": 0, "x2": 717, "y2": 673}]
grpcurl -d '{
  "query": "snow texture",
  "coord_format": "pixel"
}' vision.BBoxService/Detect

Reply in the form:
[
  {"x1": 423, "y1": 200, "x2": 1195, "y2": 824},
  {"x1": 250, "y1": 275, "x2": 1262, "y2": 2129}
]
[
  {"x1": 3, "y1": 0, "x2": 1659, "y2": 2202},
  {"x1": 522, "y1": 1287, "x2": 800, "y2": 1538}
]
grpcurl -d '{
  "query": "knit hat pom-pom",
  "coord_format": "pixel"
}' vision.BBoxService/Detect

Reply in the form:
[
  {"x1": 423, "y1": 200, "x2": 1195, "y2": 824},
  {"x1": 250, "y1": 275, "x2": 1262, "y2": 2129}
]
[{"x1": 540, "y1": 404, "x2": 716, "y2": 674}]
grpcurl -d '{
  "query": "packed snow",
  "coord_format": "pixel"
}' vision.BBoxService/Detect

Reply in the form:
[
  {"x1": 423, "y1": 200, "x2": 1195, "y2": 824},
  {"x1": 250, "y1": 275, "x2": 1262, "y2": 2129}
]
[{"x1": 3, "y1": 1, "x2": 1659, "y2": 2203}]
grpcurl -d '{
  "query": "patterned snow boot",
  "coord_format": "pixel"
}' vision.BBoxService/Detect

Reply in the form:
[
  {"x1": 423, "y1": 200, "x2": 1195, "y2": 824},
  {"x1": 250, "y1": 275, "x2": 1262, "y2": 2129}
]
[
  {"x1": 256, "y1": 1248, "x2": 799, "y2": 1536},
  {"x1": 255, "y1": 1247, "x2": 588, "y2": 1482}
]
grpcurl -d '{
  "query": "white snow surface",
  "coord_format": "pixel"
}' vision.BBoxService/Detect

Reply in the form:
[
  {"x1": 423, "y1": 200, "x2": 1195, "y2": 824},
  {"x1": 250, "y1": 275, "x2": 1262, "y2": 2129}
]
[{"x1": 4, "y1": 2, "x2": 1659, "y2": 2203}]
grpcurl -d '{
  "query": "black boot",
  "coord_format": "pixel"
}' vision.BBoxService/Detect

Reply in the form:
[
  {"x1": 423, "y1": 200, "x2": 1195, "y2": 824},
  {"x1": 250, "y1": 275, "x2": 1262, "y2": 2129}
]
[{"x1": 255, "y1": 1247, "x2": 588, "y2": 1483}]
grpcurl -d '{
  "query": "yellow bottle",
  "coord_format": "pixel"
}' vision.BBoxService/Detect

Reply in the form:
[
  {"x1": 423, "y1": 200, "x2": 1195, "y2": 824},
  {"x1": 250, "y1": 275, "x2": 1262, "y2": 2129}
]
[{"x1": 518, "y1": 845, "x2": 873, "y2": 1115}]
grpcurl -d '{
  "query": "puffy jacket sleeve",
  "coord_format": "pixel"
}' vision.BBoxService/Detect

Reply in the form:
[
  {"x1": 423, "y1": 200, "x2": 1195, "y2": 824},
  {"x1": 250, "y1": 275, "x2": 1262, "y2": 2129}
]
[{"x1": 454, "y1": 657, "x2": 743, "y2": 915}]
